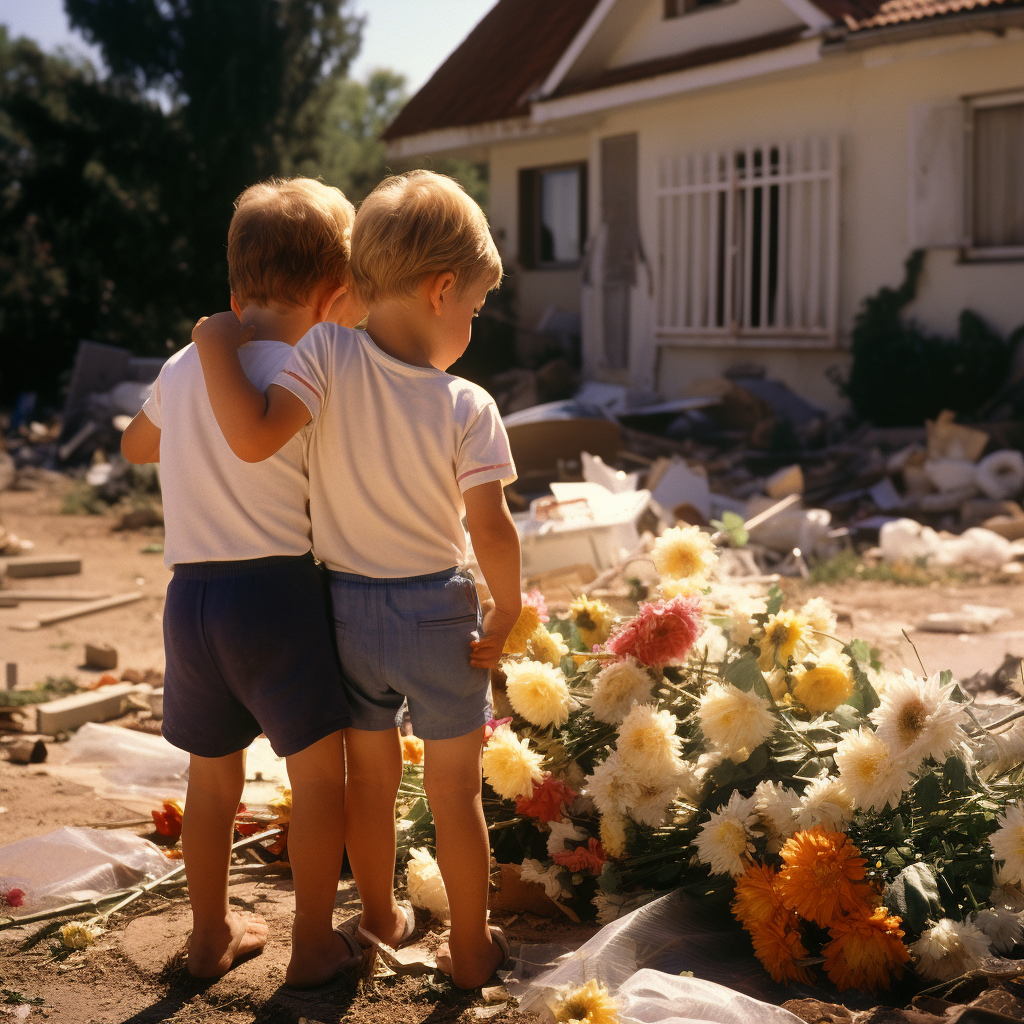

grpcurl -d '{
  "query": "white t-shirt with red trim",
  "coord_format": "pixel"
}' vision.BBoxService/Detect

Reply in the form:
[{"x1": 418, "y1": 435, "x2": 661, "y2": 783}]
[{"x1": 275, "y1": 324, "x2": 516, "y2": 578}]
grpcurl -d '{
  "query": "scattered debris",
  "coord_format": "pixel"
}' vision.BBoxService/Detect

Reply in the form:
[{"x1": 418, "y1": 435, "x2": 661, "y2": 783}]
[
  {"x1": 34, "y1": 683, "x2": 142, "y2": 734},
  {"x1": 917, "y1": 604, "x2": 1014, "y2": 633},
  {"x1": 83, "y1": 644, "x2": 118, "y2": 671},
  {"x1": 10, "y1": 592, "x2": 144, "y2": 631},
  {"x1": 1, "y1": 555, "x2": 82, "y2": 579},
  {"x1": 5, "y1": 739, "x2": 47, "y2": 765}
]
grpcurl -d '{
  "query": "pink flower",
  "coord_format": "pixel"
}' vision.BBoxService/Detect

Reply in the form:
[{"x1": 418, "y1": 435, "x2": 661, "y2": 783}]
[
  {"x1": 553, "y1": 837, "x2": 607, "y2": 875},
  {"x1": 484, "y1": 716, "x2": 513, "y2": 741},
  {"x1": 515, "y1": 774, "x2": 577, "y2": 823},
  {"x1": 1, "y1": 886, "x2": 25, "y2": 909},
  {"x1": 605, "y1": 596, "x2": 704, "y2": 666},
  {"x1": 522, "y1": 589, "x2": 549, "y2": 623}
]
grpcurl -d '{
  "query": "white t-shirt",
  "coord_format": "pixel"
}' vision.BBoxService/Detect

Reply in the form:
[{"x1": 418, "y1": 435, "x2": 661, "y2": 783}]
[
  {"x1": 275, "y1": 324, "x2": 516, "y2": 577},
  {"x1": 144, "y1": 340, "x2": 312, "y2": 568}
]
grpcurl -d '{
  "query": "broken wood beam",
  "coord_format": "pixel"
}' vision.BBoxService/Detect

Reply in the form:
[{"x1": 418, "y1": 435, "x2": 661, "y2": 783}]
[
  {"x1": 9, "y1": 591, "x2": 144, "y2": 631},
  {"x1": 1, "y1": 555, "x2": 83, "y2": 578},
  {"x1": 0, "y1": 590, "x2": 111, "y2": 602}
]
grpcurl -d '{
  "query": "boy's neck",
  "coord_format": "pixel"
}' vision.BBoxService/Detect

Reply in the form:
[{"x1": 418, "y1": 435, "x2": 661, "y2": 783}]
[
  {"x1": 235, "y1": 303, "x2": 319, "y2": 348},
  {"x1": 364, "y1": 306, "x2": 437, "y2": 370}
]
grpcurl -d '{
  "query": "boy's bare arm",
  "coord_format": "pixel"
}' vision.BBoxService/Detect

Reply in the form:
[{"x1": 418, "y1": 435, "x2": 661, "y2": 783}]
[
  {"x1": 121, "y1": 409, "x2": 161, "y2": 464},
  {"x1": 464, "y1": 481, "x2": 522, "y2": 669},
  {"x1": 191, "y1": 312, "x2": 311, "y2": 463}
]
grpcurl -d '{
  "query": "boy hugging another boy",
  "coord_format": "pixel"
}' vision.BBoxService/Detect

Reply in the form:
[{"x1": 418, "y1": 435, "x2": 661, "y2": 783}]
[
  {"x1": 194, "y1": 170, "x2": 523, "y2": 989},
  {"x1": 122, "y1": 178, "x2": 367, "y2": 986}
]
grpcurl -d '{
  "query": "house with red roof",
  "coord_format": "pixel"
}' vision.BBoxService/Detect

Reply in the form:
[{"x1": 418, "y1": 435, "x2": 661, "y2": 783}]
[{"x1": 384, "y1": 0, "x2": 1024, "y2": 409}]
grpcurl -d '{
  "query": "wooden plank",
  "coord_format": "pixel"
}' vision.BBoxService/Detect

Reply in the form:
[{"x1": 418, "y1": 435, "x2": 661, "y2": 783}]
[
  {"x1": 826, "y1": 135, "x2": 841, "y2": 344},
  {"x1": 9, "y1": 591, "x2": 144, "y2": 631},
  {"x1": 0, "y1": 590, "x2": 110, "y2": 601},
  {"x1": 1, "y1": 555, "x2": 82, "y2": 578}
]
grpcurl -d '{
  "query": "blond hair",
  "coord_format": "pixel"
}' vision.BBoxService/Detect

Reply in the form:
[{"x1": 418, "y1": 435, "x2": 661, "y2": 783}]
[
  {"x1": 352, "y1": 170, "x2": 502, "y2": 305},
  {"x1": 227, "y1": 177, "x2": 355, "y2": 307}
]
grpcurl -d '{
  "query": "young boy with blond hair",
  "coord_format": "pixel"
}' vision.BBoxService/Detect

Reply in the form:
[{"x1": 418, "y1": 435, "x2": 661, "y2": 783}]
[
  {"x1": 121, "y1": 177, "x2": 367, "y2": 986},
  {"x1": 193, "y1": 169, "x2": 522, "y2": 989}
]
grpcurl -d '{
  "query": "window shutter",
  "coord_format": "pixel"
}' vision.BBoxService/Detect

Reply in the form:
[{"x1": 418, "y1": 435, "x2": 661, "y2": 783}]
[
  {"x1": 909, "y1": 102, "x2": 966, "y2": 248},
  {"x1": 518, "y1": 169, "x2": 537, "y2": 269}
]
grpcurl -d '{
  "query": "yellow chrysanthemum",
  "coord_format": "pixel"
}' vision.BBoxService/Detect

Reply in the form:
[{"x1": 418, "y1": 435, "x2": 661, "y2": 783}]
[
  {"x1": 660, "y1": 577, "x2": 705, "y2": 599},
  {"x1": 823, "y1": 905, "x2": 909, "y2": 993},
  {"x1": 600, "y1": 813, "x2": 629, "y2": 859},
  {"x1": 267, "y1": 786, "x2": 292, "y2": 824},
  {"x1": 553, "y1": 979, "x2": 619, "y2": 1024},
  {"x1": 777, "y1": 827, "x2": 871, "y2": 927},
  {"x1": 528, "y1": 625, "x2": 570, "y2": 668},
  {"x1": 758, "y1": 610, "x2": 813, "y2": 672},
  {"x1": 616, "y1": 704, "x2": 683, "y2": 781},
  {"x1": 589, "y1": 656, "x2": 654, "y2": 725},
  {"x1": 732, "y1": 860, "x2": 785, "y2": 929},
  {"x1": 652, "y1": 525, "x2": 718, "y2": 584},
  {"x1": 503, "y1": 605, "x2": 542, "y2": 654},
  {"x1": 799, "y1": 596, "x2": 838, "y2": 638},
  {"x1": 569, "y1": 596, "x2": 616, "y2": 649},
  {"x1": 60, "y1": 921, "x2": 101, "y2": 950},
  {"x1": 482, "y1": 725, "x2": 545, "y2": 800},
  {"x1": 791, "y1": 648, "x2": 855, "y2": 713},
  {"x1": 402, "y1": 735, "x2": 425, "y2": 765},
  {"x1": 503, "y1": 659, "x2": 571, "y2": 728},
  {"x1": 748, "y1": 914, "x2": 815, "y2": 986}
]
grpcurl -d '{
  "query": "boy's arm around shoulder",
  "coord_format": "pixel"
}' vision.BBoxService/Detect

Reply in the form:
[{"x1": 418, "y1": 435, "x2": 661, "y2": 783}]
[
  {"x1": 121, "y1": 409, "x2": 161, "y2": 464},
  {"x1": 464, "y1": 480, "x2": 522, "y2": 669},
  {"x1": 191, "y1": 312, "x2": 311, "y2": 463}
]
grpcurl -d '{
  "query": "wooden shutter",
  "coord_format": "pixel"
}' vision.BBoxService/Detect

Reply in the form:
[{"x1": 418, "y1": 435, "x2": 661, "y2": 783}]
[
  {"x1": 909, "y1": 102, "x2": 966, "y2": 249},
  {"x1": 518, "y1": 168, "x2": 537, "y2": 270}
]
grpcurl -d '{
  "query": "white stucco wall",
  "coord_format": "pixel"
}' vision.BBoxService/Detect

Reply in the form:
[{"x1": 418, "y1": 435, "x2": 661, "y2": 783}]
[{"x1": 481, "y1": 27, "x2": 1024, "y2": 411}]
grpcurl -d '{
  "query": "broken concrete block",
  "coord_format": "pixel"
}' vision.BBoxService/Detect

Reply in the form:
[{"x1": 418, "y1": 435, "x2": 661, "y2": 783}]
[
  {"x1": 34, "y1": 683, "x2": 138, "y2": 734},
  {"x1": 765, "y1": 464, "x2": 804, "y2": 498},
  {"x1": 975, "y1": 450, "x2": 1024, "y2": 500},
  {"x1": 2, "y1": 555, "x2": 82, "y2": 578},
  {"x1": 650, "y1": 459, "x2": 711, "y2": 520},
  {"x1": 84, "y1": 643, "x2": 118, "y2": 671},
  {"x1": 6, "y1": 738, "x2": 47, "y2": 764}
]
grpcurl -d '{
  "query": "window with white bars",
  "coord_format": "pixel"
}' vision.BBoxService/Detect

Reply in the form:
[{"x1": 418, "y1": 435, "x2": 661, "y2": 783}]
[{"x1": 656, "y1": 137, "x2": 839, "y2": 345}]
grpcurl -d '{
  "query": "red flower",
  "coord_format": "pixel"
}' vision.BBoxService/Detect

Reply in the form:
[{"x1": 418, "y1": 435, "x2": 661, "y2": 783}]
[
  {"x1": 553, "y1": 837, "x2": 607, "y2": 875},
  {"x1": 605, "y1": 596, "x2": 703, "y2": 666},
  {"x1": 151, "y1": 800, "x2": 183, "y2": 839},
  {"x1": 515, "y1": 774, "x2": 578, "y2": 823},
  {"x1": 0, "y1": 887, "x2": 25, "y2": 909},
  {"x1": 522, "y1": 589, "x2": 549, "y2": 623}
]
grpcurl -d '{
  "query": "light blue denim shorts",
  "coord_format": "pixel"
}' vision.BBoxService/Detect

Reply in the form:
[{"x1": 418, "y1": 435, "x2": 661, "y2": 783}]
[{"x1": 327, "y1": 566, "x2": 491, "y2": 741}]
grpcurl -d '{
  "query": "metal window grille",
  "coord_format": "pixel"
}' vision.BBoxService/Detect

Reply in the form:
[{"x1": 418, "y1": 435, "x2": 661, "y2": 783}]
[{"x1": 656, "y1": 137, "x2": 839, "y2": 344}]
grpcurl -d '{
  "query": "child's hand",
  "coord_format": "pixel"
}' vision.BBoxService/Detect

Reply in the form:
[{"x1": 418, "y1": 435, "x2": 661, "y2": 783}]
[
  {"x1": 470, "y1": 607, "x2": 518, "y2": 669},
  {"x1": 192, "y1": 311, "x2": 255, "y2": 349}
]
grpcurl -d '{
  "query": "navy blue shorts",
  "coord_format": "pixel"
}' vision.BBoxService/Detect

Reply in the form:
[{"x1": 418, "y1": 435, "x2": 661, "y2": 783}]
[
  {"x1": 162, "y1": 552, "x2": 351, "y2": 758},
  {"x1": 328, "y1": 567, "x2": 491, "y2": 741}
]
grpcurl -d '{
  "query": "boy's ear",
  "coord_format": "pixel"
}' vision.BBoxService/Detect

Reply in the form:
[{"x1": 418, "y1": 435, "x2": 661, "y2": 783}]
[
  {"x1": 427, "y1": 271, "x2": 457, "y2": 315},
  {"x1": 314, "y1": 282, "x2": 349, "y2": 322},
  {"x1": 230, "y1": 293, "x2": 243, "y2": 319}
]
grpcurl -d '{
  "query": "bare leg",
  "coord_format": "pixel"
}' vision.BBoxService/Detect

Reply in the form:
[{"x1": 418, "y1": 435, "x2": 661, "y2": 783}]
[
  {"x1": 343, "y1": 727, "x2": 408, "y2": 945},
  {"x1": 284, "y1": 730, "x2": 360, "y2": 987},
  {"x1": 182, "y1": 751, "x2": 268, "y2": 978},
  {"x1": 426, "y1": 728, "x2": 503, "y2": 989}
]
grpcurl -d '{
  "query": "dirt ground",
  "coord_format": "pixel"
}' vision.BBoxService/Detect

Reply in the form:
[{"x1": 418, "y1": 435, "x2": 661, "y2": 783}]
[{"x1": 3, "y1": 473, "x2": 1024, "y2": 1023}]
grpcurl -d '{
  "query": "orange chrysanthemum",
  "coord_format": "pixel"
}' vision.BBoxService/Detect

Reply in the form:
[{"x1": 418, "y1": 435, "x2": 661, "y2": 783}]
[
  {"x1": 777, "y1": 826, "x2": 872, "y2": 927},
  {"x1": 748, "y1": 913, "x2": 815, "y2": 986},
  {"x1": 822, "y1": 905, "x2": 910, "y2": 993},
  {"x1": 402, "y1": 735, "x2": 425, "y2": 765},
  {"x1": 732, "y1": 861, "x2": 785, "y2": 929}
]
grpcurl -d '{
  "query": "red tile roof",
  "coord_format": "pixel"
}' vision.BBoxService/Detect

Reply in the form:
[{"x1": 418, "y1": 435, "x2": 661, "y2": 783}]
[
  {"x1": 381, "y1": 0, "x2": 602, "y2": 142},
  {"x1": 384, "y1": 0, "x2": 1023, "y2": 142}
]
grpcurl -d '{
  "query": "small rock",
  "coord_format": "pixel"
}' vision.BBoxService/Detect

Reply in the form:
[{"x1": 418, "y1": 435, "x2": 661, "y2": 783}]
[
  {"x1": 470, "y1": 1007, "x2": 506, "y2": 1020},
  {"x1": 84, "y1": 643, "x2": 118, "y2": 671}
]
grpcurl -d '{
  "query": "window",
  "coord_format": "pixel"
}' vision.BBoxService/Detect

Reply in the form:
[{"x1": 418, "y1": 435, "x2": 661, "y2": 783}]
[
  {"x1": 664, "y1": 0, "x2": 724, "y2": 16},
  {"x1": 518, "y1": 163, "x2": 587, "y2": 269},
  {"x1": 970, "y1": 95, "x2": 1024, "y2": 257}
]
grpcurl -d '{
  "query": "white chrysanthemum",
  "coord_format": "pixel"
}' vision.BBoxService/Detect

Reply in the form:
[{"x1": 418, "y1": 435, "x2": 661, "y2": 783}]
[
  {"x1": 868, "y1": 666, "x2": 900, "y2": 698},
  {"x1": 528, "y1": 626, "x2": 570, "y2": 668},
  {"x1": 990, "y1": 804, "x2": 1024, "y2": 885},
  {"x1": 546, "y1": 818, "x2": 588, "y2": 858},
  {"x1": 628, "y1": 778, "x2": 683, "y2": 827},
  {"x1": 991, "y1": 863, "x2": 1024, "y2": 911},
  {"x1": 616, "y1": 704, "x2": 683, "y2": 781},
  {"x1": 869, "y1": 670, "x2": 969, "y2": 765},
  {"x1": 652, "y1": 524, "x2": 717, "y2": 583},
  {"x1": 724, "y1": 593, "x2": 768, "y2": 646},
  {"x1": 59, "y1": 921, "x2": 101, "y2": 950},
  {"x1": 695, "y1": 750, "x2": 725, "y2": 786},
  {"x1": 698, "y1": 682, "x2": 776, "y2": 759},
  {"x1": 589, "y1": 657, "x2": 654, "y2": 725},
  {"x1": 753, "y1": 781, "x2": 801, "y2": 849},
  {"x1": 795, "y1": 776, "x2": 855, "y2": 832},
  {"x1": 482, "y1": 725, "x2": 545, "y2": 800},
  {"x1": 407, "y1": 847, "x2": 450, "y2": 922},
  {"x1": 592, "y1": 891, "x2": 657, "y2": 926},
  {"x1": 835, "y1": 727, "x2": 913, "y2": 812},
  {"x1": 765, "y1": 668, "x2": 789, "y2": 700},
  {"x1": 694, "y1": 791, "x2": 759, "y2": 877},
  {"x1": 972, "y1": 909, "x2": 1024, "y2": 953},
  {"x1": 692, "y1": 624, "x2": 729, "y2": 664},
  {"x1": 585, "y1": 752, "x2": 642, "y2": 817},
  {"x1": 799, "y1": 596, "x2": 838, "y2": 638},
  {"x1": 503, "y1": 660, "x2": 572, "y2": 728},
  {"x1": 521, "y1": 858, "x2": 570, "y2": 901},
  {"x1": 912, "y1": 918, "x2": 992, "y2": 981}
]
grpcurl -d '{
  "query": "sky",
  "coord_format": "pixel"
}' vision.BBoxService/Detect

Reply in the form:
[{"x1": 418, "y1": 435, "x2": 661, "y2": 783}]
[{"x1": 0, "y1": 0, "x2": 495, "y2": 95}]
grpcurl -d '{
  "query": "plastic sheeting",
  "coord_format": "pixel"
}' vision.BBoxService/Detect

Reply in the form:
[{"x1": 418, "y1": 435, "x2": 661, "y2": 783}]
[{"x1": 0, "y1": 826, "x2": 171, "y2": 911}]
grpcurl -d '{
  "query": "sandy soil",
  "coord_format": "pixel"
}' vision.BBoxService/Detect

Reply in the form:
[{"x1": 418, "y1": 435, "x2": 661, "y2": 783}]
[{"x1": 2, "y1": 473, "x2": 1024, "y2": 1022}]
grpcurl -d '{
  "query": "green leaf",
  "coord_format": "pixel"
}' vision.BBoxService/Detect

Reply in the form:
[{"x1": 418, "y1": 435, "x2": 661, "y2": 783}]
[
  {"x1": 914, "y1": 772, "x2": 942, "y2": 811},
  {"x1": 884, "y1": 862, "x2": 943, "y2": 933},
  {"x1": 402, "y1": 798, "x2": 432, "y2": 826},
  {"x1": 740, "y1": 744, "x2": 769, "y2": 776},
  {"x1": 655, "y1": 861, "x2": 683, "y2": 883},
  {"x1": 765, "y1": 585, "x2": 784, "y2": 616},
  {"x1": 598, "y1": 860, "x2": 621, "y2": 894},
  {"x1": 844, "y1": 641, "x2": 881, "y2": 715},
  {"x1": 710, "y1": 759, "x2": 742, "y2": 788},
  {"x1": 710, "y1": 511, "x2": 749, "y2": 547},
  {"x1": 831, "y1": 705, "x2": 862, "y2": 732},
  {"x1": 943, "y1": 756, "x2": 970, "y2": 793},
  {"x1": 724, "y1": 655, "x2": 764, "y2": 693},
  {"x1": 939, "y1": 670, "x2": 953, "y2": 687}
]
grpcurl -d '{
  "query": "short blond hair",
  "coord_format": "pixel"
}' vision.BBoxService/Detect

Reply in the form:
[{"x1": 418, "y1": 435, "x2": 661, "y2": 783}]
[
  {"x1": 227, "y1": 177, "x2": 354, "y2": 307},
  {"x1": 352, "y1": 170, "x2": 502, "y2": 306}
]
